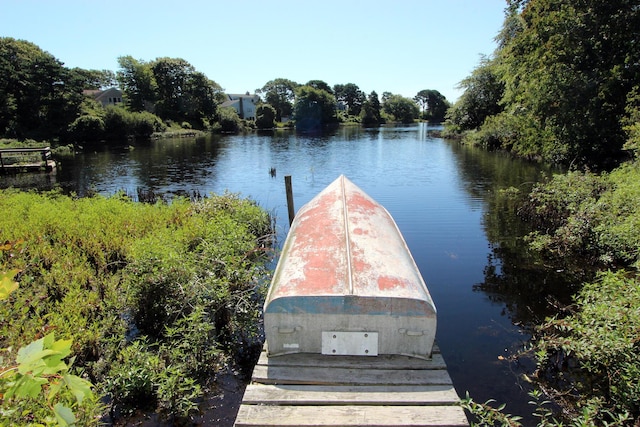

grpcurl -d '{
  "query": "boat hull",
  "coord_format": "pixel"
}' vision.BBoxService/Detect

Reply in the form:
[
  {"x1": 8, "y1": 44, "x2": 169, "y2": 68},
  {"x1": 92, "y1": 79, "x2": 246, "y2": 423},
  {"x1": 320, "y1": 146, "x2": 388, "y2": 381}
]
[{"x1": 264, "y1": 175, "x2": 437, "y2": 359}]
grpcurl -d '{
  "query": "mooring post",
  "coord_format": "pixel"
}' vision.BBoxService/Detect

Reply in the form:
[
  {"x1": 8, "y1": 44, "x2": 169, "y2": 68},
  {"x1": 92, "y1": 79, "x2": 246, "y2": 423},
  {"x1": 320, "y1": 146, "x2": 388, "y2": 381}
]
[{"x1": 285, "y1": 175, "x2": 295, "y2": 226}]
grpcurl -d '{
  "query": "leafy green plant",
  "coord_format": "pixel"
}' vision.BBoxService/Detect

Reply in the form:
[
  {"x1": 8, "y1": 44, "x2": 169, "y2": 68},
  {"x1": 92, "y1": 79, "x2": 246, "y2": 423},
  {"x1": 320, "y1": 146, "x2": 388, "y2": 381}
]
[
  {"x1": 535, "y1": 271, "x2": 640, "y2": 422},
  {"x1": 0, "y1": 270, "x2": 99, "y2": 427},
  {"x1": 461, "y1": 388, "x2": 631, "y2": 427},
  {"x1": 1, "y1": 333, "x2": 95, "y2": 426},
  {"x1": 460, "y1": 392, "x2": 523, "y2": 426},
  {"x1": 155, "y1": 366, "x2": 201, "y2": 421},
  {"x1": 160, "y1": 307, "x2": 225, "y2": 380},
  {"x1": 103, "y1": 340, "x2": 159, "y2": 415}
]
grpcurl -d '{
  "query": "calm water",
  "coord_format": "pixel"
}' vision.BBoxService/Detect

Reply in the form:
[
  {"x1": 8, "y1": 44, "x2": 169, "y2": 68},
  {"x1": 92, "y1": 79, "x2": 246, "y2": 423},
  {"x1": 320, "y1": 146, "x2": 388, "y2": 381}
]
[{"x1": 3, "y1": 123, "x2": 569, "y2": 424}]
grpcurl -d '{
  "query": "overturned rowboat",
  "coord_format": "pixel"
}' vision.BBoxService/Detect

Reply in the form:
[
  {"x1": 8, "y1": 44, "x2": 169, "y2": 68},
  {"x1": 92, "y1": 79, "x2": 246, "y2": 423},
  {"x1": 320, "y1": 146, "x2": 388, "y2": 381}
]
[{"x1": 264, "y1": 175, "x2": 437, "y2": 359}]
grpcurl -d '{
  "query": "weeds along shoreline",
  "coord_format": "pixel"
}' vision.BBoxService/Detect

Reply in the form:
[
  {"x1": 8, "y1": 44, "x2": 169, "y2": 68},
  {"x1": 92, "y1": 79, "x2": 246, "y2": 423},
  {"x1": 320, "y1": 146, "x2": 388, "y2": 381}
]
[{"x1": 0, "y1": 189, "x2": 275, "y2": 425}]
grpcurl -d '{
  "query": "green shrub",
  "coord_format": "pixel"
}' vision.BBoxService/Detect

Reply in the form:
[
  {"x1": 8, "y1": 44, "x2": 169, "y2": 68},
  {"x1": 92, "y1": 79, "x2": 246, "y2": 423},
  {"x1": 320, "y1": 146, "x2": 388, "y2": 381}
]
[
  {"x1": 518, "y1": 170, "x2": 611, "y2": 264},
  {"x1": 67, "y1": 115, "x2": 106, "y2": 142},
  {"x1": 104, "y1": 340, "x2": 160, "y2": 414},
  {"x1": 101, "y1": 106, "x2": 165, "y2": 140},
  {"x1": 535, "y1": 271, "x2": 640, "y2": 422},
  {"x1": 515, "y1": 158, "x2": 640, "y2": 424},
  {"x1": 593, "y1": 163, "x2": 640, "y2": 266},
  {"x1": 519, "y1": 162, "x2": 640, "y2": 267},
  {"x1": 0, "y1": 189, "x2": 273, "y2": 421},
  {"x1": 155, "y1": 366, "x2": 201, "y2": 420},
  {"x1": 132, "y1": 111, "x2": 166, "y2": 137},
  {"x1": 217, "y1": 107, "x2": 243, "y2": 133},
  {"x1": 465, "y1": 112, "x2": 521, "y2": 151},
  {"x1": 255, "y1": 104, "x2": 276, "y2": 129}
]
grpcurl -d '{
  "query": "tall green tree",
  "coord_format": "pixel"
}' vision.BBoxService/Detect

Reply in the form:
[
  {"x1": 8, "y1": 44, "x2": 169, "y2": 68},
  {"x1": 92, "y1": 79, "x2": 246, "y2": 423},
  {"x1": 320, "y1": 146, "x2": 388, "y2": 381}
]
[
  {"x1": 294, "y1": 86, "x2": 337, "y2": 132},
  {"x1": 468, "y1": 0, "x2": 640, "y2": 166},
  {"x1": 0, "y1": 37, "x2": 84, "y2": 140},
  {"x1": 360, "y1": 91, "x2": 382, "y2": 127},
  {"x1": 446, "y1": 55, "x2": 504, "y2": 132},
  {"x1": 305, "y1": 80, "x2": 333, "y2": 94},
  {"x1": 258, "y1": 78, "x2": 299, "y2": 122},
  {"x1": 116, "y1": 56, "x2": 157, "y2": 112},
  {"x1": 176, "y1": 68, "x2": 223, "y2": 127},
  {"x1": 382, "y1": 94, "x2": 419, "y2": 124},
  {"x1": 117, "y1": 56, "x2": 222, "y2": 128},
  {"x1": 71, "y1": 68, "x2": 117, "y2": 90},
  {"x1": 414, "y1": 89, "x2": 449, "y2": 122},
  {"x1": 333, "y1": 83, "x2": 365, "y2": 116},
  {"x1": 152, "y1": 57, "x2": 204, "y2": 123}
]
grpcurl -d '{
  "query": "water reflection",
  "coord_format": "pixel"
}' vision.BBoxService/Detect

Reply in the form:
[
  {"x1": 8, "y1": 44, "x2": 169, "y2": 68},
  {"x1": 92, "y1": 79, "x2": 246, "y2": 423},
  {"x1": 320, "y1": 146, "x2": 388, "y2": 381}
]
[{"x1": 1, "y1": 124, "x2": 571, "y2": 425}]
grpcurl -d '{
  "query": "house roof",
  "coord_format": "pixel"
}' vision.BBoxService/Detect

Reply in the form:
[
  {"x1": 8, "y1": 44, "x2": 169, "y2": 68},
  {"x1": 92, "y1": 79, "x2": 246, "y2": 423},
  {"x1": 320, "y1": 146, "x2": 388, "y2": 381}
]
[
  {"x1": 83, "y1": 87, "x2": 122, "y2": 102},
  {"x1": 226, "y1": 93, "x2": 260, "y2": 100},
  {"x1": 221, "y1": 99, "x2": 241, "y2": 108}
]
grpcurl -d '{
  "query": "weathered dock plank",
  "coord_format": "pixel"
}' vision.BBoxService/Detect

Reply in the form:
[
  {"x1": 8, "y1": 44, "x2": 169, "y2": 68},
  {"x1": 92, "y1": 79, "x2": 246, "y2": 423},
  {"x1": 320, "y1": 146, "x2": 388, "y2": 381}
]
[
  {"x1": 241, "y1": 384, "x2": 461, "y2": 406},
  {"x1": 234, "y1": 347, "x2": 469, "y2": 427},
  {"x1": 235, "y1": 404, "x2": 468, "y2": 427},
  {"x1": 257, "y1": 349, "x2": 447, "y2": 370},
  {"x1": 252, "y1": 364, "x2": 453, "y2": 386}
]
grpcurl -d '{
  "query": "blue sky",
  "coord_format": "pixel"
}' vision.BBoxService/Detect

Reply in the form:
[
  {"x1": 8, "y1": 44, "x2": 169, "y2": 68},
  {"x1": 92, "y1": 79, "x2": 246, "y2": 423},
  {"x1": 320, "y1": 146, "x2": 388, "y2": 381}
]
[{"x1": 1, "y1": 0, "x2": 506, "y2": 103}]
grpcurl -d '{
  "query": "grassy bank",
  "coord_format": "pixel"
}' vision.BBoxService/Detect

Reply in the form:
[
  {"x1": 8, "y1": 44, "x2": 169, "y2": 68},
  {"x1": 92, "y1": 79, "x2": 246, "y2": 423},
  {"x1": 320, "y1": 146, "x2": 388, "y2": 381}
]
[{"x1": 0, "y1": 190, "x2": 273, "y2": 425}]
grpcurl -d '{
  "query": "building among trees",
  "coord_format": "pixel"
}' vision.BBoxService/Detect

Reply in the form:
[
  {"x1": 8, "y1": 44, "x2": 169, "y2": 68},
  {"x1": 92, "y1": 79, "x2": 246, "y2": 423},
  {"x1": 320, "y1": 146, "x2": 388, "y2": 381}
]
[
  {"x1": 221, "y1": 93, "x2": 260, "y2": 120},
  {"x1": 82, "y1": 87, "x2": 123, "y2": 107}
]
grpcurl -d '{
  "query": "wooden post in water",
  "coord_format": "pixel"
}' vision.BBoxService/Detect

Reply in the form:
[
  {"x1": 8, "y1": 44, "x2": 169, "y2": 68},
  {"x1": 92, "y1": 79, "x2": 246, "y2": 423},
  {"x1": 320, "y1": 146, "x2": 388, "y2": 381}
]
[{"x1": 285, "y1": 175, "x2": 295, "y2": 226}]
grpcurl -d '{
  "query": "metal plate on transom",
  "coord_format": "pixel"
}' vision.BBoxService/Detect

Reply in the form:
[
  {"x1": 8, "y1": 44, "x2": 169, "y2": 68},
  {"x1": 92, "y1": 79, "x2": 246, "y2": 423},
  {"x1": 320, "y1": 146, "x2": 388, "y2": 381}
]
[{"x1": 321, "y1": 331, "x2": 379, "y2": 356}]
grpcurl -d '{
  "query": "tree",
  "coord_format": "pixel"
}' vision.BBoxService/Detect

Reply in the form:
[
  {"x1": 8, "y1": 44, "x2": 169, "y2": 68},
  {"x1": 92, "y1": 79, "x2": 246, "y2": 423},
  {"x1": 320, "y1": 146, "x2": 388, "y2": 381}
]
[
  {"x1": 360, "y1": 91, "x2": 382, "y2": 127},
  {"x1": 178, "y1": 69, "x2": 223, "y2": 128},
  {"x1": 218, "y1": 107, "x2": 243, "y2": 133},
  {"x1": 255, "y1": 104, "x2": 277, "y2": 130},
  {"x1": 71, "y1": 68, "x2": 116, "y2": 90},
  {"x1": 333, "y1": 83, "x2": 365, "y2": 116},
  {"x1": 294, "y1": 86, "x2": 337, "y2": 133},
  {"x1": 151, "y1": 57, "x2": 195, "y2": 122},
  {"x1": 484, "y1": 0, "x2": 640, "y2": 165},
  {"x1": 381, "y1": 91, "x2": 393, "y2": 104},
  {"x1": 258, "y1": 78, "x2": 299, "y2": 122},
  {"x1": 414, "y1": 89, "x2": 449, "y2": 122},
  {"x1": 116, "y1": 56, "x2": 157, "y2": 112},
  {"x1": 0, "y1": 37, "x2": 84, "y2": 140},
  {"x1": 117, "y1": 55, "x2": 223, "y2": 129},
  {"x1": 382, "y1": 94, "x2": 419, "y2": 124},
  {"x1": 305, "y1": 80, "x2": 333, "y2": 94},
  {"x1": 446, "y1": 56, "x2": 504, "y2": 132}
]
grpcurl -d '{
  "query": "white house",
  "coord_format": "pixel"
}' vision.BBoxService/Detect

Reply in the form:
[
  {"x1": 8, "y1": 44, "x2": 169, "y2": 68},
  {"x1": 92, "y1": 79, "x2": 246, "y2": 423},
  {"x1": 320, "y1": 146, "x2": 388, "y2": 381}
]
[
  {"x1": 83, "y1": 87, "x2": 123, "y2": 107},
  {"x1": 221, "y1": 93, "x2": 261, "y2": 120}
]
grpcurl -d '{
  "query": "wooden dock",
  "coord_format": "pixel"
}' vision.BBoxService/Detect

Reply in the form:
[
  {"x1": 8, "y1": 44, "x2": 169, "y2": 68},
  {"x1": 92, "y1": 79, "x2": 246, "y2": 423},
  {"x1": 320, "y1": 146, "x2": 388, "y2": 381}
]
[
  {"x1": 0, "y1": 147, "x2": 56, "y2": 174},
  {"x1": 234, "y1": 346, "x2": 468, "y2": 427}
]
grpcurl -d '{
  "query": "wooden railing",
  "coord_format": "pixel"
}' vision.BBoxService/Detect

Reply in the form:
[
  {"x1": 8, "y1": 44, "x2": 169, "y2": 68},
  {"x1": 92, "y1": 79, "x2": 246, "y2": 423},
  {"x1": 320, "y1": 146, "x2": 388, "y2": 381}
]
[{"x1": 0, "y1": 147, "x2": 54, "y2": 173}]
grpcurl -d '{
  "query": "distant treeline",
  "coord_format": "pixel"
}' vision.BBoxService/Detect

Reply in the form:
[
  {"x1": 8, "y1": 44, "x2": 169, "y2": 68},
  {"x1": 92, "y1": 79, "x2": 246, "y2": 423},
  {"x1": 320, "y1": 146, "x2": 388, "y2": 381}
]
[{"x1": 0, "y1": 37, "x2": 450, "y2": 143}]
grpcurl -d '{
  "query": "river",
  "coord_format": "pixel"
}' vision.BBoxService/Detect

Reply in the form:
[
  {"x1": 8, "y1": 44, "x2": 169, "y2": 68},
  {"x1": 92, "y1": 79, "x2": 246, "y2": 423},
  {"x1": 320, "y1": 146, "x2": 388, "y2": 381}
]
[{"x1": 2, "y1": 123, "x2": 571, "y2": 425}]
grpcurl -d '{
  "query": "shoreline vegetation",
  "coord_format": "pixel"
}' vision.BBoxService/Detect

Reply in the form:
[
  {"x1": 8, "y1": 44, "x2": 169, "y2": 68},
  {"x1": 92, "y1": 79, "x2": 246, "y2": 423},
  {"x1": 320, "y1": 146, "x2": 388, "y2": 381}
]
[
  {"x1": 447, "y1": 1, "x2": 640, "y2": 425},
  {"x1": 0, "y1": 190, "x2": 274, "y2": 425},
  {"x1": 2, "y1": 0, "x2": 640, "y2": 425},
  {"x1": 460, "y1": 162, "x2": 640, "y2": 426}
]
